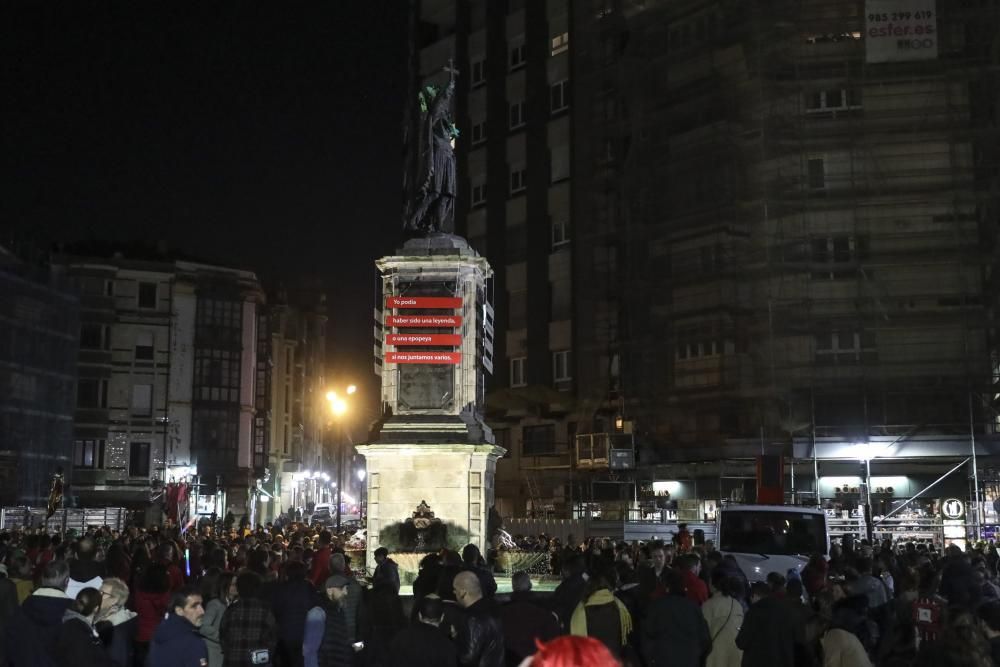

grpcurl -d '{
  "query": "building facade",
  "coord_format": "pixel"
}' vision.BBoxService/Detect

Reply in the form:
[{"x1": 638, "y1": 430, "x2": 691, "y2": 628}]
[
  {"x1": 0, "y1": 247, "x2": 79, "y2": 505},
  {"x1": 55, "y1": 251, "x2": 265, "y2": 518},
  {"x1": 262, "y1": 293, "x2": 329, "y2": 523},
  {"x1": 413, "y1": 0, "x2": 1000, "y2": 518}
]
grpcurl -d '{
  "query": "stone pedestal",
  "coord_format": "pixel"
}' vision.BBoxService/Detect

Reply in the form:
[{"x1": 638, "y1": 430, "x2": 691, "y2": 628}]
[{"x1": 359, "y1": 235, "x2": 503, "y2": 570}]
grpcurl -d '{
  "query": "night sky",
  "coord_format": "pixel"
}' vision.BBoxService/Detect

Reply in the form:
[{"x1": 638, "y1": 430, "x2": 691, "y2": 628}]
[{"x1": 2, "y1": 3, "x2": 410, "y2": 417}]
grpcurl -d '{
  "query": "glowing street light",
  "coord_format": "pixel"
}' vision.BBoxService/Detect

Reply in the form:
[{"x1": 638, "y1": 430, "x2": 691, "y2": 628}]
[
  {"x1": 347, "y1": 385, "x2": 357, "y2": 395},
  {"x1": 357, "y1": 469, "x2": 366, "y2": 482}
]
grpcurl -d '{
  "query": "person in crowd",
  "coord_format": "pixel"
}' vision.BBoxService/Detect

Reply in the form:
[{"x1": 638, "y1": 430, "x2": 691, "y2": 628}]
[
  {"x1": 821, "y1": 596, "x2": 874, "y2": 667},
  {"x1": 569, "y1": 567, "x2": 632, "y2": 661},
  {"x1": 736, "y1": 581, "x2": 803, "y2": 667},
  {"x1": 453, "y1": 570, "x2": 504, "y2": 667},
  {"x1": 5, "y1": 559, "x2": 74, "y2": 667},
  {"x1": 200, "y1": 571, "x2": 237, "y2": 667},
  {"x1": 549, "y1": 553, "x2": 588, "y2": 631},
  {"x1": 462, "y1": 544, "x2": 498, "y2": 599},
  {"x1": 499, "y1": 571, "x2": 560, "y2": 666},
  {"x1": 677, "y1": 554, "x2": 709, "y2": 606},
  {"x1": 527, "y1": 635, "x2": 621, "y2": 667},
  {"x1": 359, "y1": 580, "x2": 406, "y2": 666},
  {"x1": 0, "y1": 560, "x2": 19, "y2": 667},
  {"x1": 371, "y1": 547, "x2": 401, "y2": 594},
  {"x1": 674, "y1": 524, "x2": 693, "y2": 553},
  {"x1": 270, "y1": 561, "x2": 318, "y2": 667},
  {"x1": 638, "y1": 544, "x2": 671, "y2": 603},
  {"x1": 309, "y1": 531, "x2": 333, "y2": 589},
  {"x1": 219, "y1": 572, "x2": 277, "y2": 667},
  {"x1": 66, "y1": 537, "x2": 107, "y2": 599},
  {"x1": 642, "y1": 569, "x2": 710, "y2": 667},
  {"x1": 802, "y1": 554, "x2": 829, "y2": 599},
  {"x1": 702, "y1": 569, "x2": 743, "y2": 667},
  {"x1": 386, "y1": 594, "x2": 458, "y2": 667},
  {"x1": 9, "y1": 556, "x2": 35, "y2": 604},
  {"x1": 329, "y1": 552, "x2": 364, "y2": 647},
  {"x1": 147, "y1": 586, "x2": 208, "y2": 667},
  {"x1": 303, "y1": 574, "x2": 356, "y2": 667},
  {"x1": 977, "y1": 600, "x2": 1000, "y2": 666},
  {"x1": 157, "y1": 542, "x2": 186, "y2": 593},
  {"x1": 55, "y1": 587, "x2": 114, "y2": 667},
  {"x1": 134, "y1": 562, "x2": 172, "y2": 666},
  {"x1": 94, "y1": 577, "x2": 137, "y2": 667}
]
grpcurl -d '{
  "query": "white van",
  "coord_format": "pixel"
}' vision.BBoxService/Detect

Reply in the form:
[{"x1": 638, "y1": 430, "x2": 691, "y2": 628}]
[{"x1": 717, "y1": 504, "x2": 828, "y2": 584}]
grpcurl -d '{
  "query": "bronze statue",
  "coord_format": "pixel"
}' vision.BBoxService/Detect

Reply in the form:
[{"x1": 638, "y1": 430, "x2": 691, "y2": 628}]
[{"x1": 404, "y1": 64, "x2": 459, "y2": 235}]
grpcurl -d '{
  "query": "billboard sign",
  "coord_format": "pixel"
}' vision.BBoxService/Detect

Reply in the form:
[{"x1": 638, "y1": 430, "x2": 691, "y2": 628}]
[{"x1": 865, "y1": 0, "x2": 937, "y2": 63}]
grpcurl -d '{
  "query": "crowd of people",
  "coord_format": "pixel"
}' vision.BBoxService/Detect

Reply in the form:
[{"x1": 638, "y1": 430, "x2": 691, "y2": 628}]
[{"x1": 2, "y1": 520, "x2": 1000, "y2": 666}]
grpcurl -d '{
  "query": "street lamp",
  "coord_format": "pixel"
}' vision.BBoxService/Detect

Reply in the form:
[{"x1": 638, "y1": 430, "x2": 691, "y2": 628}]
[{"x1": 325, "y1": 384, "x2": 356, "y2": 532}]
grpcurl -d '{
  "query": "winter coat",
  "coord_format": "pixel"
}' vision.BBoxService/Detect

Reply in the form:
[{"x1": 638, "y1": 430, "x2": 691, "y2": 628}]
[
  {"x1": 270, "y1": 578, "x2": 320, "y2": 644},
  {"x1": 456, "y1": 597, "x2": 504, "y2": 667},
  {"x1": 147, "y1": 613, "x2": 210, "y2": 667},
  {"x1": 54, "y1": 610, "x2": 114, "y2": 667},
  {"x1": 200, "y1": 598, "x2": 227, "y2": 667},
  {"x1": 95, "y1": 608, "x2": 138, "y2": 667},
  {"x1": 5, "y1": 587, "x2": 74, "y2": 667},
  {"x1": 372, "y1": 558, "x2": 401, "y2": 594},
  {"x1": 387, "y1": 622, "x2": 458, "y2": 667},
  {"x1": 736, "y1": 596, "x2": 802, "y2": 667},
  {"x1": 499, "y1": 592, "x2": 561, "y2": 665},
  {"x1": 135, "y1": 588, "x2": 172, "y2": 643},
  {"x1": 66, "y1": 560, "x2": 107, "y2": 601},
  {"x1": 702, "y1": 593, "x2": 744, "y2": 667},
  {"x1": 642, "y1": 594, "x2": 711, "y2": 667}
]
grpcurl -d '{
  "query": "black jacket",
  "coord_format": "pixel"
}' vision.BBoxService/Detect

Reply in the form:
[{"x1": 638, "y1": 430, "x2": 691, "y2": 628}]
[
  {"x1": 642, "y1": 594, "x2": 710, "y2": 667},
  {"x1": 55, "y1": 612, "x2": 114, "y2": 667},
  {"x1": 271, "y1": 578, "x2": 320, "y2": 643},
  {"x1": 387, "y1": 622, "x2": 458, "y2": 667},
  {"x1": 457, "y1": 598, "x2": 504, "y2": 667},
  {"x1": 549, "y1": 573, "x2": 588, "y2": 630},
  {"x1": 498, "y1": 593, "x2": 560, "y2": 666},
  {"x1": 5, "y1": 588, "x2": 74, "y2": 667},
  {"x1": 736, "y1": 596, "x2": 802, "y2": 667}
]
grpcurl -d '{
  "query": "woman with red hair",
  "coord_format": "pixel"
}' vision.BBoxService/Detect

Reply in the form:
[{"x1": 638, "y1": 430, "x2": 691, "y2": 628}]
[{"x1": 518, "y1": 636, "x2": 622, "y2": 667}]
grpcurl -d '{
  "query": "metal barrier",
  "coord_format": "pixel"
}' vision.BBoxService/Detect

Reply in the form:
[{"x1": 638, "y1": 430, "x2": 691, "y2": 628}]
[{"x1": 0, "y1": 506, "x2": 127, "y2": 532}]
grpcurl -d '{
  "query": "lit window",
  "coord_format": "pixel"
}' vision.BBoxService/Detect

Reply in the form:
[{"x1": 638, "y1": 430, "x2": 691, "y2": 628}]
[
  {"x1": 510, "y1": 357, "x2": 527, "y2": 387},
  {"x1": 551, "y1": 32, "x2": 569, "y2": 55}
]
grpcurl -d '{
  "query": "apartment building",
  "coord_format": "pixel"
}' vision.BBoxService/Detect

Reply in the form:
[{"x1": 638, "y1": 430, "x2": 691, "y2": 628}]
[
  {"x1": 54, "y1": 248, "x2": 265, "y2": 517},
  {"x1": 413, "y1": 0, "x2": 1000, "y2": 517}
]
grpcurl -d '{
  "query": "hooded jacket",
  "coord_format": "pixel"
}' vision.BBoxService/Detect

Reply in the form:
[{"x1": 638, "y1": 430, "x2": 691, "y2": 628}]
[
  {"x1": 147, "y1": 613, "x2": 209, "y2": 667},
  {"x1": 66, "y1": 560, "x2": 107, "y2": 600},
  {"x1": 95, "y1": 607, "x2": 138, "y2": 667},
  {"x1": 5, "y1": 587, "x2": 73, "y2": 667}
]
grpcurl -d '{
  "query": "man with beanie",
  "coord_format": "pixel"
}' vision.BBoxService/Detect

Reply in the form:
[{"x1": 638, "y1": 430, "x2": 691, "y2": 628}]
[
  {"x1": 387, "y1": 595, "x2": 458, "y2": 667},
  {"x1": 303, "y1": 575, "x2": 357, "y2": 667}
]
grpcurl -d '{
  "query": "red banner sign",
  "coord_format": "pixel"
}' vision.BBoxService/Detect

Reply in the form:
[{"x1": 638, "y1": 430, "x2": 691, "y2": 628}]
[
  {"x1": 387, "y1": 333, "x2": 462, "y2": 346},
  {"x1": 386, "y1": 351, "x2": 462, "y2": 364},
  {"x1": 386, "y1": 315, "x2": 462, "y2": 327},
  {"x1": 386, "y1": 296, "x2": 463, "y2": 309}
]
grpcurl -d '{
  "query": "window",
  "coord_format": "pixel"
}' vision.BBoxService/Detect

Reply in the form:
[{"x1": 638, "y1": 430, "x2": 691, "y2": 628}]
[
  {"x1": 811, "y1": 235, "x2": 869, "y2": 279},
  {"x1": 283, "y1": 424, "x2": 290, "y2": 455},
  {"x1": 77, "y1": 379, "x2": 107, "y2": 408},
  {"x1": 74, "y1": 439, "x2": 104, "y2": 469},
  {"x1": 471, "y1": 182, "x2": 488, "y2": 207},
  {"x1": 553, "y1": 350, "x2": 572, "y2": 382},
  {"x1": 80, "y1": 324, "x2": 105, "y2": 350},
  {"x1": 132, "y1": 383, "x2": 153, "y2": 416},
  {"x1": 815, "y1": 331, "x2": 876, "y2": 364},
  {"x1": 805, "y1": 88, "x2": 861, "y2": 113},
  {"x1": 471, "y1": 121, "x2": 487, "y2": 145},
  {"x1": 509, "y1": 42, "x2": 526, "y2": 70},
  {"x1": 550, "y1": 145, "x2": 570, "y2": 182},
  {"x1": 135, "y1": 330, "x2": 154, "y2": 360},
  {"x1": 550, "y1": 80, "x2": 570, "y2": 113},
  {"x1": 138, "y1": 282, "x2": 157, "y2": 309},
  {"x1": 510, "y1": 167, "x2": 527, "y2": 195},
  {"x1": 471, "y1": 58, "x2": 486, "y2": 87},
  {"x1": 551, "y1": 32, "x2": 570, "y2": 55},
  {"x1": 510, "y1": 357, "x2": 527, "y2": 387},
  {"x1": 194, "y1": 348, "x2": 241, "y2": 402},
  {"x1": 676, "y1": 339, "x2": 723, "y2": 360},
  {"x1": 129, "y1": 442, "x2": 151, "y2": 477},
  {"x1": 551, "y1": 219, "x2": 570, "y2": 248},
  {"x1": 523, "y1": 424, "x2": 555, "y2": 455},
  {"x1": 807, "y1": 158, "x2": 826, "y2": 190},
  {"x1": 509, "y1": 101, "x2": 525, "y2": 130}
]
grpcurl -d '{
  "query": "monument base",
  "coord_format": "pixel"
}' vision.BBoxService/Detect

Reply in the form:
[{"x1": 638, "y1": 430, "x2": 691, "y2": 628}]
[{"x1": 355, "y1": 441, "x2": 504, "y2": 572}]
